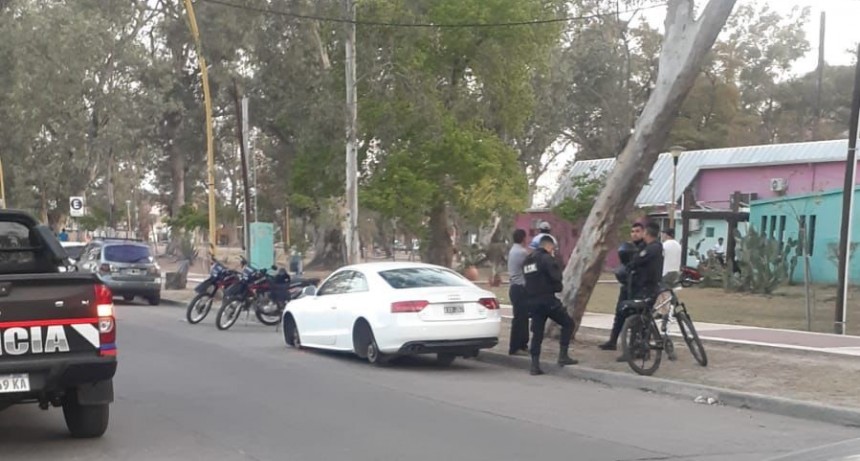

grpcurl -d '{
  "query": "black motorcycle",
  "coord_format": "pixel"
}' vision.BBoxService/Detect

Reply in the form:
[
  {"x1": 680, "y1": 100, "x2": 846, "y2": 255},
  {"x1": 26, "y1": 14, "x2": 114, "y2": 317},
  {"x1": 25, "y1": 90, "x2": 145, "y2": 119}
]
[
  {"x1": 185, "y1": 259, "x2": 242, "y2": 325},
  {"x1": 215, "y1": 264, "x2": 319, "y2": 331}
]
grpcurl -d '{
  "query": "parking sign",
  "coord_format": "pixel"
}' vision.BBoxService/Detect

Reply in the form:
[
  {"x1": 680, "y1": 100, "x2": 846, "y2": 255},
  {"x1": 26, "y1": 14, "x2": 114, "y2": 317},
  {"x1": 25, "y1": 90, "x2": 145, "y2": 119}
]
[{"x1": 69, "y1": 196, "x2": 85, "y2": 217}]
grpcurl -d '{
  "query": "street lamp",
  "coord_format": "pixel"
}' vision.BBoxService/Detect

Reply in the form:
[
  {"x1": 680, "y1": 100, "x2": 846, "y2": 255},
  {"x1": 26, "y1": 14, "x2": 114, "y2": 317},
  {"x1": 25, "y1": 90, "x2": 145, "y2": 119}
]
[
  {"x1": 669, "y1": 146, "x2": 684, "y2": 230},
  {"x1": 125, "y1": 200, "x2": 132, "y2": 239}
]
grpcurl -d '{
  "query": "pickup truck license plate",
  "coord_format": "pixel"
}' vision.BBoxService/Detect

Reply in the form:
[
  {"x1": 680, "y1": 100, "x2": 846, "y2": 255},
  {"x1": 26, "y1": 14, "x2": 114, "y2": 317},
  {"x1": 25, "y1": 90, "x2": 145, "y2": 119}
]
[
  {"x1": 0, "y1": 374, "x2": 30, "y2": 393},
  {"x1": 127, "y1": 269, "x2": 141, "y2": 275},
  {"x1": 444, "y1": 304, "x2": 465, "y2": 314}
]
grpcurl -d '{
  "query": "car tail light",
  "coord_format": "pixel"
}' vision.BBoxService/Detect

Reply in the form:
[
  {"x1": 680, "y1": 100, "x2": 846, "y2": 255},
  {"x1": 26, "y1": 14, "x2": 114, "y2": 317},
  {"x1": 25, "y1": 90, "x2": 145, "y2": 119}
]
[
  {"x1": 391, "y1": 300, "x2": 429, "y2": 313},
  {"x1": 95, "y1": 284, "x2": 117, "y2": 356},
  {"x1": 148, "y1": 265, "x2": 160, "y2": 276},
  {"x1": 98, "y1": 263, "x2": 112, "y2": 274},
  {"x1": 478, "y1": 298, "x2": 500, "y2": 310}
]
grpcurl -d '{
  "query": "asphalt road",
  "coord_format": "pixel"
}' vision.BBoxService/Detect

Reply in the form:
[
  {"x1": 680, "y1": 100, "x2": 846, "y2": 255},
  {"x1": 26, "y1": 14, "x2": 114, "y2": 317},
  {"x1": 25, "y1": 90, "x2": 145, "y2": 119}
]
[{"x1": 0, "y1": 302, "x2": 856, "y2": 461}]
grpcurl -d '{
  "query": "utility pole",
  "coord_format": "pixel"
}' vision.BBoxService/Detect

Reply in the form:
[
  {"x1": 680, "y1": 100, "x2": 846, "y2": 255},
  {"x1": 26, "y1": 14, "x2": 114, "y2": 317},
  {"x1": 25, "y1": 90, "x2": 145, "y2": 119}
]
[
  {"x1": 813, "y1": 11, "x2": 826, "y2": 141},
  {"x1": 343, "y1": 0, "x2": 360, "y2": 265},
  {"x1": 0, "y1": 155, "x2": 6, "y2": 209},
  {"x1": 182, "y1": 0, "x2": 217, "y2": 260},
  {"x1": 233, "y1": 82, "x2": 252, "y2": 260},
  {"x1": 834, "y1": 44, "x2": 860, "y2": 335}
]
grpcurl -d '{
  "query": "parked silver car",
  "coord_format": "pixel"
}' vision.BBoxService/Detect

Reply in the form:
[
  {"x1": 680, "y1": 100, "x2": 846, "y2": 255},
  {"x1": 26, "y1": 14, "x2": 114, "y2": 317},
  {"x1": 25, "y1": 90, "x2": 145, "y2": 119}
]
[{"x1": 76, "y1": 238, "x2": 162, "y2": 305}]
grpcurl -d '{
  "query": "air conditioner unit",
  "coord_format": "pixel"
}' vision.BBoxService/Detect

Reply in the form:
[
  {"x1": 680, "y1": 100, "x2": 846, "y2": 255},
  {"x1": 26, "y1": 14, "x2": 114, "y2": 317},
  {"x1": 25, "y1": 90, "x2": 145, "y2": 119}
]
[
  {"x1": 689, "y1": 219, "x2": 701, "y2": 232},
  {"x1": 770, "y1": 178, "x2": 788, "y2": 193}
]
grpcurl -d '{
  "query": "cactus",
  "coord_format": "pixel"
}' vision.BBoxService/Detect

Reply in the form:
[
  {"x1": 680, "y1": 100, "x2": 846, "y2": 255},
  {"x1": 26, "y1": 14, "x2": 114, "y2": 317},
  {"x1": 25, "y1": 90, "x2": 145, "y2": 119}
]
[{"x1": 730, "y1": 228, "x2": 791, "y2": 294}]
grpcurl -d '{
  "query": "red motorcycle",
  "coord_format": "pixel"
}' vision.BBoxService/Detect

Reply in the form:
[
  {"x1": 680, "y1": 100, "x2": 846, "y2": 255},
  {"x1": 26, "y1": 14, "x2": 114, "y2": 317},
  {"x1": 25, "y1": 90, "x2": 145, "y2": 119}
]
[{"x1": 679, "y1": 266, "x2": 703, "y2": 287}]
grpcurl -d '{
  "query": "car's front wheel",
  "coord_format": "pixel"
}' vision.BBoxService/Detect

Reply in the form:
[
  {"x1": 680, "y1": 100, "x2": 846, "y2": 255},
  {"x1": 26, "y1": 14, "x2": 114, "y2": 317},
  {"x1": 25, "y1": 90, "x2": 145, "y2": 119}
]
[{"x1": 62, "y1": 392, "x2": 109, "y2": 439}]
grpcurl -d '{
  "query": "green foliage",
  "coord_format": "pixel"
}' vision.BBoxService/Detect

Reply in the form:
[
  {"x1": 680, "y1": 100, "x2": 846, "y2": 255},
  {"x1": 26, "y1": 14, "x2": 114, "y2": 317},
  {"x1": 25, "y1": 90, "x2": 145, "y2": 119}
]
[
  {"x1": 177, "y1": 234, "x2": 199, "y2": 264},
  {"x1": 553, "y1": 173, "x2": 607, "y2": 223},
  {"x1": 166, "y1": 205, "x2": 208, "y2": 233},
  {"x1": 731, "y1": 228, "x2": 793, "y2": 294}
]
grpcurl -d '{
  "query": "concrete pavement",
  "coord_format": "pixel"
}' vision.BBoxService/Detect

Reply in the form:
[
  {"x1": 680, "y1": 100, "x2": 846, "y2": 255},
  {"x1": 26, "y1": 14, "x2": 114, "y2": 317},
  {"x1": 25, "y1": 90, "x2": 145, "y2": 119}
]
[{"x1": 1, "y1": 302, "x2": 856, "y2": 460}]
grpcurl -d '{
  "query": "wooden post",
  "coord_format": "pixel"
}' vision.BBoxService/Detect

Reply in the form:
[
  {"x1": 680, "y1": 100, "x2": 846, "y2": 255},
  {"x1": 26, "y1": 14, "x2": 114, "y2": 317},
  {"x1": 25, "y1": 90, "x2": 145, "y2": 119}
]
[
  {"x1": 724, "y1": 191, "x2": 742, "y2": 290},
  {"x1": 681, "y1": 188, "x2": 693, "y2": 267}
]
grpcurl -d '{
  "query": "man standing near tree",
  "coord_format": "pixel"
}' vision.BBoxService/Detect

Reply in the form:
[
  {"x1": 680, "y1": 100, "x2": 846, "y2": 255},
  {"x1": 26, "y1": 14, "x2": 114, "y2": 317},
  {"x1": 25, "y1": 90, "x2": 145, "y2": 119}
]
[
  {"x1": 662, "y1": 228, "x2": 682, "y2": 286},
  {"x1": 599, "y1": 222, "x2": 645, "y2": 351},
  {"x1": 507, "y1": 229, "x2": 529, "y2": 355},
  {"x1": 523, "y1": 235, "x2": 577, "y2": 375}
]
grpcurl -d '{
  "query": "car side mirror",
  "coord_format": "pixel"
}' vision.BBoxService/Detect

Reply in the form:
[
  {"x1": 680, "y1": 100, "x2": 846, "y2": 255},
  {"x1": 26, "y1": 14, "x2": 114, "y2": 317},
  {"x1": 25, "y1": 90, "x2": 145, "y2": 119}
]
[{"x1": 302, "y1": 285, "x2": 317, "y2": 297}]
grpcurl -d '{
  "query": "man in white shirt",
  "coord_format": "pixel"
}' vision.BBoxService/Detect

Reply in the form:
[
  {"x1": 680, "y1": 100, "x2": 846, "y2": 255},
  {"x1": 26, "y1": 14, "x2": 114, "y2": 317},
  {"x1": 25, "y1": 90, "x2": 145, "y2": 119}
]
[
  {"x1": 712, "y1": 237, "x2": 726, "y2": 267},
  {"x1": 662, "y1": 228, "x2": 682, "y2": 286}
]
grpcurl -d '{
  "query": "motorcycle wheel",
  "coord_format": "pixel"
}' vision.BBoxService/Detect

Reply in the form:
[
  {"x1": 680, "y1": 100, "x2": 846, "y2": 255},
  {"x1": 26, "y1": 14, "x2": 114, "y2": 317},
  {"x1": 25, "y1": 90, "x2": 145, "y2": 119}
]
[
  {"x1": 186, "y1": 293, "x2": 214, "y2": 324},
  {"x1": 255, "y1": 299, "x2": 283, "y2": 326},
  {"x1": 216, "y1": 298, "x2": 244, "y2": 331}
]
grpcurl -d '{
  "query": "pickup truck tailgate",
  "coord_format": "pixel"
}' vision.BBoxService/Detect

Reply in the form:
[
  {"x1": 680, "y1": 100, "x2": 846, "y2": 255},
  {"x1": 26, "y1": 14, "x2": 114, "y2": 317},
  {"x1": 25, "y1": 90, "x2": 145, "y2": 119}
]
[{"x1": 0, "y1": 273, "x2": 108, "y2": 356}]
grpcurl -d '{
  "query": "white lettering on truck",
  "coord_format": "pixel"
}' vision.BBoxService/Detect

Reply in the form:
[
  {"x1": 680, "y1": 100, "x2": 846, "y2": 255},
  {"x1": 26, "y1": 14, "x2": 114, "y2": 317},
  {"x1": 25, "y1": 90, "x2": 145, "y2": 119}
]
[{"x1": 0, "y1": 326, "x2": 71, "y2": 355}]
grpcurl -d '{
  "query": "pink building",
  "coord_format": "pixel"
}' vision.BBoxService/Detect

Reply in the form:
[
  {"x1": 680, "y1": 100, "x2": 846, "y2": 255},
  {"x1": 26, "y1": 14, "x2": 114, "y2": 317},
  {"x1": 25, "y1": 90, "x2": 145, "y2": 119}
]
[{"x1": 694, "y1": 161, "x2": 858, "y2": 206}]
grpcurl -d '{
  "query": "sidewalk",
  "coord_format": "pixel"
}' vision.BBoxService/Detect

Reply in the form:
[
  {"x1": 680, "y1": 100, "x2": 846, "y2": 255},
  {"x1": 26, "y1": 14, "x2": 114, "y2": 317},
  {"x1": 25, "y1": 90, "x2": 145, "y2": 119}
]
[{"x1": 499, "y1": 306, "x2": 860, "y2": 357}]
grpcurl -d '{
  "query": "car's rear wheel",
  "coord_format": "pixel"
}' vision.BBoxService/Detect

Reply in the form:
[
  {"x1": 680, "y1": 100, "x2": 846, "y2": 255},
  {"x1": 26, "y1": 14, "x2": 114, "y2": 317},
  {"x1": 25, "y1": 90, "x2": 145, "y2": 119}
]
[
  {"x1": 62, "y1": 392, "x2": 109, "y2": 439},
  {"x1": 436, "y1": 353, "x2": 457, "y2": 367},
  {"x1": 354, "y1": 322, "x2": 388, "y2": 366},
  {"x1": 148, "y1": 293, "x2": 161, "y2": 306},
  {"x1": 122, "y1": 295, "x2": 134, "y2": 302}
]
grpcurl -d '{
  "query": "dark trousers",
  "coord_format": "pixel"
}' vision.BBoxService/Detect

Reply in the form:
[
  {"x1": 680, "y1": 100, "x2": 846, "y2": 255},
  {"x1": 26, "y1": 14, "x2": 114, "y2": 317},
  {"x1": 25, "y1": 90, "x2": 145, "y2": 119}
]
[
  {"x1": 508, "y1": 284, "x2": 529, "y2": 353},
  {"x1": 608, "y1": 286, "x2": 629, "y2": 345},
  {"x1": 529, "y1": 299, "x2": 574, "y2": 357}
]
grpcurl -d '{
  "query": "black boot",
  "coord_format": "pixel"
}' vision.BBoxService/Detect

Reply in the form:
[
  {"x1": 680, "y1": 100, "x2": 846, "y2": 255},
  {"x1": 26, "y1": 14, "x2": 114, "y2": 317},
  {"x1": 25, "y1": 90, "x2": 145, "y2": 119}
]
[
  {"x1": 558, "y1": 348, "x2": 578, "y2": 366},
  {"x1": 598, "y1": 340, "x2": 617, "y2": 351},
  {"x1": 530, "y1": 355, "x2": 544, "y2": 376}
]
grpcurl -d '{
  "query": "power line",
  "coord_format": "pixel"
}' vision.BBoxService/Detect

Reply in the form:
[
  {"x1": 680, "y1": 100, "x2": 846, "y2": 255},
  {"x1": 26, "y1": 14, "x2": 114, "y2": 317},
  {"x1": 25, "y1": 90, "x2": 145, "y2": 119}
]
[{"x1": 200, "y1": 0, "x2": 668, "y2": 29}]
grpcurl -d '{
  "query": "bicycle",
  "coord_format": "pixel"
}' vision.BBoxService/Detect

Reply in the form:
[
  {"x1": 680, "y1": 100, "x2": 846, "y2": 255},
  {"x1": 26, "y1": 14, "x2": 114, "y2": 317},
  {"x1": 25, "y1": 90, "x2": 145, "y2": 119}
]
[{"x1": 619, "y1": 286, "x2": 708, "y2": 376}]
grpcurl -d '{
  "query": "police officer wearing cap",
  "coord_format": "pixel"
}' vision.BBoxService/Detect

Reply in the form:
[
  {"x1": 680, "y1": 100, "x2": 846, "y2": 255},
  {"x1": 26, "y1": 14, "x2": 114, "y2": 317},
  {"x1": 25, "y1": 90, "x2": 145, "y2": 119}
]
[
  {"x1": 528, "y1": 221, "x2": 557, "y2": 251},
  {"x1": 522, "y1": 235, "x2": 577, "y2": 375}
]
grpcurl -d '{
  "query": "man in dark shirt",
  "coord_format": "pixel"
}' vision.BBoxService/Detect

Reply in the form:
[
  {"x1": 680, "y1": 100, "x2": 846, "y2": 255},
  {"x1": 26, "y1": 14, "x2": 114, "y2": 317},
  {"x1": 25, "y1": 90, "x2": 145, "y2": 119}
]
[
  {"x1": 522, "y1": 235, "x2": 577, "y2": 375},
  {"x1": 599, "y1": 222, "x2": 646, "y2": 351},
  {"x1": 629, "y1": 222, "x2": 665, "y2": 300}
]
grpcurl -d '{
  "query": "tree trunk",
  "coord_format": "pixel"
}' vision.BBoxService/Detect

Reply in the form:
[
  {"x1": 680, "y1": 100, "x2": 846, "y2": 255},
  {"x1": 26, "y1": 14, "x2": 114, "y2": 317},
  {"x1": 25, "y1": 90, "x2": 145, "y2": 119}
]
[
  {"x1": 426, "y1": 203, "x2": 453, "y2": 267},
  {"x1": 307, "y1": 226, "x2": 346, "y2": 270},
  {"x1": 561, "y1": 0, "x2": 738, "y2": 336}
]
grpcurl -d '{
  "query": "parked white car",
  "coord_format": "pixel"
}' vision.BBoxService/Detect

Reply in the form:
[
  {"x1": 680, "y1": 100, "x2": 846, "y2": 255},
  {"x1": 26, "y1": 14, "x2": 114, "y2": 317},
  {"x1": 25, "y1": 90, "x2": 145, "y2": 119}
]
[{"x1": 282, "y1": 262, "x2": 501, "y2": 366}]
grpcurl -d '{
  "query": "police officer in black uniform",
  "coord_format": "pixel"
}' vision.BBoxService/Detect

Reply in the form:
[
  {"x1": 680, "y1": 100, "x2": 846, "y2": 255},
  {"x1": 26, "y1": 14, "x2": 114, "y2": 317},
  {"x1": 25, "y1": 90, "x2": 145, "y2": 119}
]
[
  {"x1": 629, "y1": 222, "x2": 665, "y2": 302},
  {"x1": 599, "y1": 222, "x2": 646, "y2": 351},
  {"x1": 522, "y1": 235, "x2": 577, "y2": 376}
]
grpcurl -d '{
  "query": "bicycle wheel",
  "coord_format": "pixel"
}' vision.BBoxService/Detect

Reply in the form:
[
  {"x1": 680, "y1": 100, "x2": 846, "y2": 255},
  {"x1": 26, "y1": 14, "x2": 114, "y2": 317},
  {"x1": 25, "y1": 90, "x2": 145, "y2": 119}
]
[
  {"x1": 620, "y1": 315, "x2": 663, "y2": 376},
  {"x1": 676, "y1": 306, "x2": 708, "y2": 367}
]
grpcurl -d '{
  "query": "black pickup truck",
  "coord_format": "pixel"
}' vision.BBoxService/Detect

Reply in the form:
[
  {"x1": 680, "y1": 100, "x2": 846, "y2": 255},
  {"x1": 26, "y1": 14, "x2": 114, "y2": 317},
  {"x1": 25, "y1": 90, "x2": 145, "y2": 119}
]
[{"x1": 0, "y1": 211, "x2": 117, "y2": 438}]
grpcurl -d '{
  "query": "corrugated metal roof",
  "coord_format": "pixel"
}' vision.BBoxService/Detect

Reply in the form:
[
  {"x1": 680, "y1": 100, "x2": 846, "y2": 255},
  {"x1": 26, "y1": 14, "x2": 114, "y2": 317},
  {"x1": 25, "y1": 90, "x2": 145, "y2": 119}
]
[{"x1": 550, "y1": 139, "x2": 852, "y2": 207}]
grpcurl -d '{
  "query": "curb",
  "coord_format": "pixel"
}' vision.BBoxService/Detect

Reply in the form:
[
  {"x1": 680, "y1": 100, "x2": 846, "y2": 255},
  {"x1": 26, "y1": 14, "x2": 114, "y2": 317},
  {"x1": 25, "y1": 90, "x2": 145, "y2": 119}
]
[
  {"x1": 159, "y1": 296, "x2": 187, "y2": 307},
  {"x1": 477, "y1": 350, "x2": 860, "y2": 428}
]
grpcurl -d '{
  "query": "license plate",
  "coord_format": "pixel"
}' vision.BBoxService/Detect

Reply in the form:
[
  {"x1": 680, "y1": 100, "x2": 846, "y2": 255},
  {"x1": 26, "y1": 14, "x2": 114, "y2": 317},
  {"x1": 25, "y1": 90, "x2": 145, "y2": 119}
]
[
  {"x1": 444, "y1": 304, "x2": 465, "y2": 314},
  {"x1": 0, "y1": 374, "x2": 30, "y2": 394},
  {"x1": 128, "y1": 269, "x2": 140, "y2": 275}
]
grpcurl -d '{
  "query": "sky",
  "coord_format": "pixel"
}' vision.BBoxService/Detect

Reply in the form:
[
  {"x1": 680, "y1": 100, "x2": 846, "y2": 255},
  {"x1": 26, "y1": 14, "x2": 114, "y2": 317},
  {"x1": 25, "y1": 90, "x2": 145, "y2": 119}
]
[{"x1": 533, "y1": 0, "x2": 860, "y2": 207}]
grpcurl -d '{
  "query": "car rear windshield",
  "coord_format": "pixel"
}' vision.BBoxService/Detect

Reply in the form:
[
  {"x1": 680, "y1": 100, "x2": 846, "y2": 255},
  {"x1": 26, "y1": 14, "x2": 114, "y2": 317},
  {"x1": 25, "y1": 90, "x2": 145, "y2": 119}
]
[
  {"x1": 103, "y1": 244, "x2": 151, "y2": 263},
  {"x1": 64, "y1": 245, "x2": 85, "y2": 260},
  {"x1": 0, "y1": 221, "x2": 36, "y2": 270},
  {"x1": 378, "y1": 267, "x2": 470, "y2": 289}
]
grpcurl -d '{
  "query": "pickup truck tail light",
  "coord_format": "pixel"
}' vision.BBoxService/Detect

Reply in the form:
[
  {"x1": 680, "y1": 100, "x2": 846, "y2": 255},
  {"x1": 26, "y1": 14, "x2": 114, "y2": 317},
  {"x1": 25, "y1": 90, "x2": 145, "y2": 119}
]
[
  {"x1": 95, "y1": 284, "x2": 116, "y2": 356},
  {"x1": 148, "y1": 265, "x2": 160, "y2": 277},
  {"x1": 478, "y1": 298, "x2": 500, "y2": 310},
  {"x1": 391, "y1": 300, "x2": 429, "y2": 313}
]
